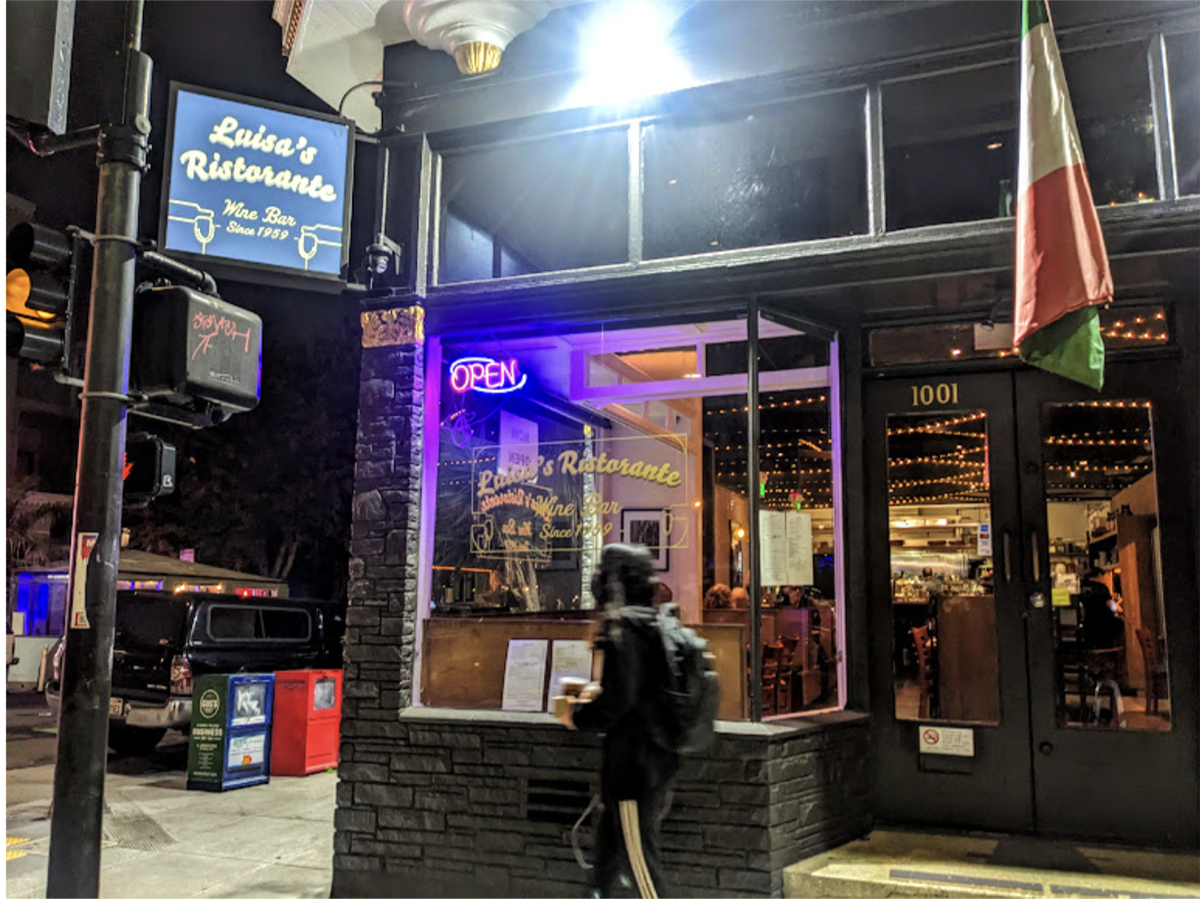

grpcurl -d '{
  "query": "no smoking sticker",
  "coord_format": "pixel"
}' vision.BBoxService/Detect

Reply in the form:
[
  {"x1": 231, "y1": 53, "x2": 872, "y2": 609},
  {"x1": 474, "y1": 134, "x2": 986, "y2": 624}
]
[{"x1": 919, "y1": 725, "x2": 974, "y2": 757}]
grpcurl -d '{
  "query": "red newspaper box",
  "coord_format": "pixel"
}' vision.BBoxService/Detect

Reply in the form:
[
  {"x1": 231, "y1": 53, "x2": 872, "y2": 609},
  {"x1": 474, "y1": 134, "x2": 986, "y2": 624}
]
[{"x1": 270, "y1": 669, "x2": 342, "y2": 776}]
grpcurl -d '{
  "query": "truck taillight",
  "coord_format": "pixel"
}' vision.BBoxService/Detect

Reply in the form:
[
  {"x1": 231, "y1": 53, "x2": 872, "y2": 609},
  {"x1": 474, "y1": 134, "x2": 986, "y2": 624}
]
[{"x1": 170, "y1": 655, "x2": 192, "y2": 695}]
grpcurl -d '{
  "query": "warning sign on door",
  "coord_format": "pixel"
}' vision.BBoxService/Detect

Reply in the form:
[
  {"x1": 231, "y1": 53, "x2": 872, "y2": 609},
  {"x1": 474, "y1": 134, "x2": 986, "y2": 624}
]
[
  {"x1": 918, "y1": 725, "x2": 975, "y2": 757},
  {"x1": 70, "y1": 533, "x2": 99, "y2": 630}
]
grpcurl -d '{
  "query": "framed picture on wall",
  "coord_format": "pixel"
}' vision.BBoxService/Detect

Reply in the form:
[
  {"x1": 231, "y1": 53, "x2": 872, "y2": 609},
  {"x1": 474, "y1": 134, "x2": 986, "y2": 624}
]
[{"x1": 622, "y1": 509, "x2": 669, "y2": 571}]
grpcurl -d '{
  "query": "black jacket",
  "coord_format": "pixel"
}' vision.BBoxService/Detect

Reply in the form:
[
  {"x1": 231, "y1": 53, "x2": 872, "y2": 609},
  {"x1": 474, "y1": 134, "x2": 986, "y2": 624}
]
[{"x1": 572, "y1": 606, "x2": 680, "y2": 801}]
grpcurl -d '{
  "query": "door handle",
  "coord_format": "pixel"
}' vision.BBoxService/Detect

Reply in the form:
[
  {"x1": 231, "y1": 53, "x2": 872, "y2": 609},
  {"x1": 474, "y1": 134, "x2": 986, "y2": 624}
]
[
  {"x1": 1002, "y1": 530, "x2": 1013, "y2": 583},
  {"x1": 1030, "y1": 530, "x2": 1041, "y2": 583}
]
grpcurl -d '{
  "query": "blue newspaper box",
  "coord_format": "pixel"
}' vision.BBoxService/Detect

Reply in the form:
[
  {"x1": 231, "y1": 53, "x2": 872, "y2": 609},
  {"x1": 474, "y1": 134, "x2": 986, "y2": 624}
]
[{"x1": 187, "y1": 673, "x2": 275, "y2": 791}]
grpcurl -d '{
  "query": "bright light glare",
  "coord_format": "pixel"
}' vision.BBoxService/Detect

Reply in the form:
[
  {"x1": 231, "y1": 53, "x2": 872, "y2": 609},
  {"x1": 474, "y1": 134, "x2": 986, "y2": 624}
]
[{"x1": 571, "y1": 3, "x2": 692, "y2": 108}]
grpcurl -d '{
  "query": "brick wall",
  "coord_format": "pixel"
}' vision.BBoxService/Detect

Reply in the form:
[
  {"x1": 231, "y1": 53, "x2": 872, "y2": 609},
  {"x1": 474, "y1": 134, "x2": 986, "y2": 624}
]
[{"x1": 332, "y1": 710, "x2": 871, "y2": 898}]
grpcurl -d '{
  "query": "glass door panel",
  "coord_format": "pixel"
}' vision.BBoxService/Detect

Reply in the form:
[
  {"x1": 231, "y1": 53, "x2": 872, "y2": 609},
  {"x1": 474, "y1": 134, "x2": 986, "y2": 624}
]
[
  {"x1": 866, "y1": 374, "x2": 1032, "y2": 834},
  {"x1": 886, "y1": 409, "x2": 1000, "y2": 725},
  {"x1": 1041, "y1": 400, "x2": 1171, "y2": 732},
  {"x1": 1018, "y1": 360, "x2": 1198, "y2": 846}
]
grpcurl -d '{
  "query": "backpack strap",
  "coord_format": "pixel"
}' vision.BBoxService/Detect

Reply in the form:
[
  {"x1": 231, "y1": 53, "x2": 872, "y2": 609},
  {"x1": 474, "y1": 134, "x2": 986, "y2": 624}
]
[{"x1": 571, "y1": 792, "x2": 601, "y2": 870}]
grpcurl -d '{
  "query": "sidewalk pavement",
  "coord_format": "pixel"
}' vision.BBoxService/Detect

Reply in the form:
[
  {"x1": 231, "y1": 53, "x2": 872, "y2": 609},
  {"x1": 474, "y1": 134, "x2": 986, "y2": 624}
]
[
  {"x1": 6, "y1": 756, "x2": 336, "y2": 898},
  {"x1": 784, "y1": 827, "x2": 1200, "y2": 898}
]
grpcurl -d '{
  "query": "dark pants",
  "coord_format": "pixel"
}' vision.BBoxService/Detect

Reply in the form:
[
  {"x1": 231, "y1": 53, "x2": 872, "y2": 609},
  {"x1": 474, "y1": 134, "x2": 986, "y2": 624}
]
[{"x1": 590, "y1": 788, "x2": 673, "y2": 899}]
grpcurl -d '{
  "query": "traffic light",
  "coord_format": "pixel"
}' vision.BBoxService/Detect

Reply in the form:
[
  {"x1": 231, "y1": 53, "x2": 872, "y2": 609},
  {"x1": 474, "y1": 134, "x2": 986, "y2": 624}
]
[
  {"x1": 123, "y1": 433, "x2": 177, "y2": 505},
  {"x1": 6, "y1": 222, "x2": 81, "y2": 368}
]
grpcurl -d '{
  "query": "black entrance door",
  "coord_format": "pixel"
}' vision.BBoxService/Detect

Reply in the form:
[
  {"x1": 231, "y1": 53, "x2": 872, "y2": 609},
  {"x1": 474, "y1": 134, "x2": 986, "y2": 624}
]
[{"x1": 866, "y1": 362, "x2": 1198, "y2": 846}]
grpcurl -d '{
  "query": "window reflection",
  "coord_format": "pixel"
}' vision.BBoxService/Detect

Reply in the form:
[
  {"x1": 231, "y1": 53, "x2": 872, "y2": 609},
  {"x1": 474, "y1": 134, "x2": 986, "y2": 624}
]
[
  {"x1": 1166, "y1": 31, "x2": 1200, "y2": 196},
  {"x1": 867, "y1": 304, "x2": 1172, "y2": 367},
  {"x1": 642, "y1": 91, "x2": 867, "y2": 258},
  {"x1": 884, "y1": 63, "x2": 1019, "y2": 230},
  {"x1": 884, "y1": 42, "x2": 1158, "y2": 230},
  {"x1": 1063, "y1": 42, "x2": 1158, "y2": 207},
  {"x1": 437, "y1": 128, "x2": 629, "y2": 284}
]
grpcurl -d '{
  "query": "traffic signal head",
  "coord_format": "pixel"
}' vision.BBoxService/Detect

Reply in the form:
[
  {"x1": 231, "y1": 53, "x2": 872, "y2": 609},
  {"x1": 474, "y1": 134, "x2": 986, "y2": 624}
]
[{"x1": 6, "y1": 222, "x2": 80, "y2": 367}]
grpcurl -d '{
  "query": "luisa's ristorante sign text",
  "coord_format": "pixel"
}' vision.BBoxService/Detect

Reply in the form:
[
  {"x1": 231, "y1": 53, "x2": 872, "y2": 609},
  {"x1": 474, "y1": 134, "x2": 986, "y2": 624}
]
[
  {"x1": 162, "y1": 87, "x2": 352, "y2": 277},
  {"x1": 471, "y1": 445, "x2": 686, "y2": 558}
]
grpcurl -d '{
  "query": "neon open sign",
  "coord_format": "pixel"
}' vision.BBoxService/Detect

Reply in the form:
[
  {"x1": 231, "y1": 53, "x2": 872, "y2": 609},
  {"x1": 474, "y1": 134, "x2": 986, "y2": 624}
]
[{"x1": 449, "y1": 356, "x2": 528, "y2": 394}]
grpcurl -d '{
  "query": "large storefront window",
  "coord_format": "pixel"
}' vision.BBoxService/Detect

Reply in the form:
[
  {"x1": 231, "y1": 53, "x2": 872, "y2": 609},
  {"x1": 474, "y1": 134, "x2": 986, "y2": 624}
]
[{"x1": 419, "y1": 313, "x2": 841, "y2": 721}]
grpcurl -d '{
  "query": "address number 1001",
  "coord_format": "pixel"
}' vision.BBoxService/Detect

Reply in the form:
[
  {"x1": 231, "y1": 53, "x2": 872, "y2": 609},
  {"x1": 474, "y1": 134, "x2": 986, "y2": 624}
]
[{"x1": 911, "y1": 383, "x2": 959, "y2": 406}]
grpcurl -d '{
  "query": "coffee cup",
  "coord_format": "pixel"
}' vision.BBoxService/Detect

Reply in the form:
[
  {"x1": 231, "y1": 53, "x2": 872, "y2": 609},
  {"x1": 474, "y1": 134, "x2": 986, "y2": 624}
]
[{"x1": 560, "y1": 677, "x2": 588, "y2": 697}]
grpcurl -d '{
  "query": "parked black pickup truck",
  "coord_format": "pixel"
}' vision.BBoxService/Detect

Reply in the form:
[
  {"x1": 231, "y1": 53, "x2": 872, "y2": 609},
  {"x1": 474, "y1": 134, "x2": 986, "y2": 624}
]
[{"x1": 47, "y1": 590, "x2": 344, "y2": 755}]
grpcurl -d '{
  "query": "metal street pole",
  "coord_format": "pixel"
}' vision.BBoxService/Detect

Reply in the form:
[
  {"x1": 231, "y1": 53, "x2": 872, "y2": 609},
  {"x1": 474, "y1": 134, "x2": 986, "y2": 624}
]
[{"x1": 47, "y1": 2, "x2": 151, "y2": 895}]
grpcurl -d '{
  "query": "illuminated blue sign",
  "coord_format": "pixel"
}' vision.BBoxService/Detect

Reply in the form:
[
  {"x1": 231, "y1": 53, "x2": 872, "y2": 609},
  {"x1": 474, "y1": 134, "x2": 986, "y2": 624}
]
[{"x1": 160, "y1": 85, "x2": 353, "y2": 280}]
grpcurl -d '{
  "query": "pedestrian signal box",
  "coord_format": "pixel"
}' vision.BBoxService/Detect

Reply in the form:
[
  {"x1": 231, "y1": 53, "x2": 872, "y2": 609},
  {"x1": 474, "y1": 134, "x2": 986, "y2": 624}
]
[{"x1": 132, "y1": 285, "x2": 262, "y2": 415}]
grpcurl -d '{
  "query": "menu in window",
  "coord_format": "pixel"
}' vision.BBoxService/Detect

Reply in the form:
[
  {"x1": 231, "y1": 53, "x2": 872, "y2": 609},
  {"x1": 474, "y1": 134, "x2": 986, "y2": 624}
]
[
  {"x1": 501, "y1": 639, "x2": 549, "y2": 711},
  {"x1": 545, "y1": 640, "x2": 594, "y2": 711},
  {"x1": 759, "y1": 510, "x2": 814, "y2": 586}
]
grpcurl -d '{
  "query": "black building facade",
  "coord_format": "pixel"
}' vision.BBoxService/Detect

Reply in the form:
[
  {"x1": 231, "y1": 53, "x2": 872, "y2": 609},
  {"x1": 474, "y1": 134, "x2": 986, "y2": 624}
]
[{"x1": 332, "y1": 3, "x2": 1200, "y2": 896}]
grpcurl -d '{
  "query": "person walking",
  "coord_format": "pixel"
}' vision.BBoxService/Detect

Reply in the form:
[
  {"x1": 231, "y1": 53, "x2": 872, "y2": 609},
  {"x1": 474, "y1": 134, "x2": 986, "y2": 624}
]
[{"x1": 558, "y1": 543, "x2": 679, "y2": 899}]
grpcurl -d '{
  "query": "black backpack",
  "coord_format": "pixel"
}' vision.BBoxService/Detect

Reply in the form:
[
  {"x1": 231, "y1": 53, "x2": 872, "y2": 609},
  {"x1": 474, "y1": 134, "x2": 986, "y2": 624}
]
[{"x1": 656, "y1": 604, "x2": 721, "y2": 754}]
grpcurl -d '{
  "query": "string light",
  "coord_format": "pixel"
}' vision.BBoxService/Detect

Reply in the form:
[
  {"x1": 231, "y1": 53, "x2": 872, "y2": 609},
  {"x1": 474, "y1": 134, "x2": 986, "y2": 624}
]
[
  {"x1": 889, "y1": 473, "x2": 988, "y2": 490},
  {"x1": 705, "y1": 395, "x2": 828, "y2": 416},
  {"x1": 438, "y1": 456, "x2": 497, "y2": 467},
  {"x1": 887, "y1": 412, "x2": 987, "y2": 436},
  {"x1": 889, "y1": 448, "x2": 986, "y2": 466},
  {"x1": 1045, "y1": 436, "x2": 1150, "y2": 447},
  {"x1": 889, "y1": 490, "x2": 987, "y2": 505},
  {"x1": 713, "y1": 439, "x2": 832, "y2": 452},
  {"x1": 1046, "y1": 462, "x2": 1150, "y2": 473}
]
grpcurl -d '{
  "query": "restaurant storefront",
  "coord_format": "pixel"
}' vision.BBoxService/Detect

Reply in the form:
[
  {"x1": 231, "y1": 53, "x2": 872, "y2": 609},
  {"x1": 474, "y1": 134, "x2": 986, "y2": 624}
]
[{"x1": 331, "y1": 3, "x2": 1199, "y2": 896}]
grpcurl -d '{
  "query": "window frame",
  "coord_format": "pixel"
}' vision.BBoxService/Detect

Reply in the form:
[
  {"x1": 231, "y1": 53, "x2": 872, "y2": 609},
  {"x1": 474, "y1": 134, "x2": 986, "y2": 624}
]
[
  {"x1": 413, "y1": 311, "x2": 848, "y2": 723},
  {"x1": 417, "y1": 25, "x2": 1192, "y2": 297}
]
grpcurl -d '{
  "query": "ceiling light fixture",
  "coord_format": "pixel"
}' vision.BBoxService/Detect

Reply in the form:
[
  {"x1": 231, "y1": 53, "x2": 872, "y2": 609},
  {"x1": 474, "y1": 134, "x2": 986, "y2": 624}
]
[
  {"x1": 570, "y1": 1, "x2": 692, "y2": 107},
  {"x1": 398, "y1": 0, "x2": 559, "y2": 75}
]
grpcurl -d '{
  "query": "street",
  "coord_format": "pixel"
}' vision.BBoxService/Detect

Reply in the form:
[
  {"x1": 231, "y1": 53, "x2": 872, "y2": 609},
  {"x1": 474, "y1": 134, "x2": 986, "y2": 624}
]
[{"x1": 6, "y1": 692, "x2": 336, "y2": 899}]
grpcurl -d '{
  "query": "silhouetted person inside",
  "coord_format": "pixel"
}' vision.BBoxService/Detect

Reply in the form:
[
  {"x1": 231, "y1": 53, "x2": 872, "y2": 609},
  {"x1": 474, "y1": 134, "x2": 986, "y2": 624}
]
[
  {"x1": 484, "y1": 569, "x2": 524, "y2": 613},
  {"x1": 655, "y1": 582, "x2": 673, "y2": 609},
  {"x1": 559, "y1": 544, "x2": 678, "y2": 899},
  {"x1": 704, "y1": 583, "x2": 731, "y2": 609},
  {"x1": 1080, "y1": 567, "x2": 1123, "y2": 651}
]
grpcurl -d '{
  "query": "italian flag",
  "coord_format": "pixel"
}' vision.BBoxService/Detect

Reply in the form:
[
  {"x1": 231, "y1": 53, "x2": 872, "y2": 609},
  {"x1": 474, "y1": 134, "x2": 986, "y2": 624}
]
[{"x1": 1014, "y1": 0, "x2": 1112, "y2": 390}]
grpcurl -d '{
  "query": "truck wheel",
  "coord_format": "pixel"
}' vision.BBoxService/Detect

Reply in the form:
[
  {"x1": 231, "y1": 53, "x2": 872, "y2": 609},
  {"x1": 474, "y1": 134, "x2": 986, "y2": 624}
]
[{"x1": 107, "y1": 723, "x2": 166, "y2": 756}]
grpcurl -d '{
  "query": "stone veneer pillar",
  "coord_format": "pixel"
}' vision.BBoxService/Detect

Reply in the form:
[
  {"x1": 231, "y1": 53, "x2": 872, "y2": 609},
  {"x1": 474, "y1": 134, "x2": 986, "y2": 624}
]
[{"x1": 334, "y1": 305, "x2": 425, "y2": 871}]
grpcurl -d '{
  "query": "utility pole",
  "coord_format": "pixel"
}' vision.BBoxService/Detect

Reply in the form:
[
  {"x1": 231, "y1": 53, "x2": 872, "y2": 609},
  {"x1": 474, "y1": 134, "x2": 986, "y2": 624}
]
[{"x1": 47, "y1": 2, "x2": 151, "y2": 895}]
